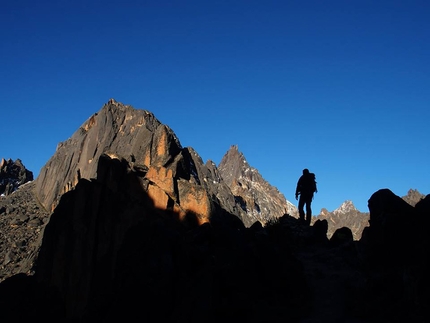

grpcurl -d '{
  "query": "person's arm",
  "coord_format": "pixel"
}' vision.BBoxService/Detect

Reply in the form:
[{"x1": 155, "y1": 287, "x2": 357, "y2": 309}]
[{"x1": 295, "y1": 178, "x2": 301, "y2": 200}]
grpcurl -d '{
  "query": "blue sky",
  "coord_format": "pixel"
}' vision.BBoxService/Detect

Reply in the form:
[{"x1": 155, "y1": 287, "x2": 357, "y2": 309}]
[{"x1": 2, "y1": 0, "x2": 429, "y2": 213}]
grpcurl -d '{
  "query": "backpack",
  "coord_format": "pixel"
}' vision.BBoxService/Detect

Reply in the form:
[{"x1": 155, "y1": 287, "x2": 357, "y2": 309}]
[
  {"x1": 308, "y1": 173, "x2": 317, "y2": 193},
  {"x1": 298, "y1": 172, "x2": 318, "y2": 195}
]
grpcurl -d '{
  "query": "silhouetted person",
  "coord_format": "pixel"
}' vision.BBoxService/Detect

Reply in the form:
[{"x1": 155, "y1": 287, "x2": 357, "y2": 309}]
[{"x1": 295, "y1": 168, "x2": 317, "y2": 225}]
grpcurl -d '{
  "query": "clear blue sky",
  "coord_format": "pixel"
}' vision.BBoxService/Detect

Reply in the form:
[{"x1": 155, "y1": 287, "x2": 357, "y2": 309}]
[{"x1": 2, "y1": 0, "x2": 429, "y2": 213}]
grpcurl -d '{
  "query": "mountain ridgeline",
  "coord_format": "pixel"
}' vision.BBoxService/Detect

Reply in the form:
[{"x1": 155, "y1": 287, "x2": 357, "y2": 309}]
[
  {"x1": 34, "y1": 99, "x2": 296, "y2": 227},
  {"x1": 0, "y1": 99, "x2": 429, "y2": 322}
]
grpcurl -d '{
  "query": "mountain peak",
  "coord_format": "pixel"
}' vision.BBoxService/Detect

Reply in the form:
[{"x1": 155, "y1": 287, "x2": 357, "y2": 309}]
[
  {"x1": 217, "y1": 145, "x2": 250, "y2": 187},
  {"x1": 402, "y1": 188, "x2": 425, "y2": 206},
  {"x1": 333, "y1": 200, "x2": 357, "y2": 214},
  {"x1": 218, "y1": 145, "x2": 297, "y2": 226},
  {"x1": 0, "y1": 158, "x2": 33, "y2": 196}
]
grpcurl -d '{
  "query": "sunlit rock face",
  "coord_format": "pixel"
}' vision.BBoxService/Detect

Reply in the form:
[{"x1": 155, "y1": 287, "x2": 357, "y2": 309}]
[
  {"x1": 36, "y1": 99, "x2": 177, "y2": 212},
  {"x1": 34, "y1": 99, "x2": 240, "y2": 223}
]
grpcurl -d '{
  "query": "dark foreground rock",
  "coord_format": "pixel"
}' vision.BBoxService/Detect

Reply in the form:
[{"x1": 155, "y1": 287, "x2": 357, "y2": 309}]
[
  {"x1": 1, "y1": 155, "x2": 309, "y2": 323},
  {"x1": 1, "y1": 163, "x2": 429, "y2": 322}
]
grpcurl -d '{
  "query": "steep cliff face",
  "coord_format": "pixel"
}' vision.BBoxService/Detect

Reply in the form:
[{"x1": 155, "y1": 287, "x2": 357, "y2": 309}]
[
  {"x1": 34, "y1": 99, "x2": 244, "y2": 225},
  {"x1": 36, "y1": 99, "x2": 176, "y2": 212},
  {"x1": 218, "y1": 145, "x2": 298, "y2": 227}
]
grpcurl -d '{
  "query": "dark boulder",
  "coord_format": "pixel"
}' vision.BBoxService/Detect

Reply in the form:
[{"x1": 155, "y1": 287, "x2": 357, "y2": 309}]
[{"x1": 329, "y1": 226, "x2": 353, "y2": 247}]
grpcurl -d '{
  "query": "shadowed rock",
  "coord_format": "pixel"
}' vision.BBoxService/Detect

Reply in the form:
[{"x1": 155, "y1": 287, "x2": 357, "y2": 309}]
[
  {"x1": 29, "y1": 155, "x2": 306, "y2": 322},
  {"x1": 355, "y1": 188, "x2": 430, "y2": 321}
]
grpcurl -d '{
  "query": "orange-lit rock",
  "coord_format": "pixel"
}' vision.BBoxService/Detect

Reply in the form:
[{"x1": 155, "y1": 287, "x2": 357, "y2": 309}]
[
  {"x1": 147, "y1": 183, "x2": 170, "y2": 210},
  {"x1": 145, "y1": 166, "x2": 175, "y2": 197}
]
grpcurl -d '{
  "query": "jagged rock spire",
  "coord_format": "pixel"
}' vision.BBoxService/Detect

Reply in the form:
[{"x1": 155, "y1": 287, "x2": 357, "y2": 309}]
[
  {"x1": 0, "y1": 158, "x2": 33, "y2": 196},
  {"x1": 218, "y1": 145, "x2": 297, "y2": 226},
  {"x1": 35, "y1": 99, "x2": 181, "y2": 212}
]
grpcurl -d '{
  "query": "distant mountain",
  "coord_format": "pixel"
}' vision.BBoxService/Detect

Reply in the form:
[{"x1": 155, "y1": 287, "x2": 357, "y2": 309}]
[
  {"x1": 402, "y1": 188, "x2": 426, "y2": 206},
  {"x1": 314, "y1": 201, "x2": 369, "y2": 240},
  {"x1": 313, "y1": 189, "x2": 426, "y2": 240},
  {"x1": 218, "y1": 145, "x2": 298, "y2": 227},
  {"x1": 0, "y1": 158, "x2": 33, "y2": 196}
]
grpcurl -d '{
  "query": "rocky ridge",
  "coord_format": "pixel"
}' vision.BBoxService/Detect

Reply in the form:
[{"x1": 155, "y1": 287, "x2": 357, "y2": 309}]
[
  {"x1": 0, "y1": 99, "x2": 429, "y2": 322},
  {"x1": 314, "y1": 201, "x2": 369, "y2": 240},
  {"x1": 35, "y1": 99, "x2": 258, "y2": 226},
  {"x1": 218, "y1": 145, "x2": 298, "y2": 227},
  {"x1": 315, "y1": 189, "x2": 427, "y2": 240},
  {"x1": 1, "y1": 99, "x2": 287, "y2": 283}
]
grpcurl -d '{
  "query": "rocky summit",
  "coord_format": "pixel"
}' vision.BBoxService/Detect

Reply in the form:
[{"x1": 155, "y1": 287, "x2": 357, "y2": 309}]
[
  {"x1": 218, "y1": 145, "x2": 298, "y2": 227},
  {"x1": 0, "y1": 99, "x2": 429, "y2": 322},
  {"x1": 35, "y1": 99, "x2": 251, "y2": 225},
  {"x1": 0, "y1": 158, "x2": 33, "y2": 196}
]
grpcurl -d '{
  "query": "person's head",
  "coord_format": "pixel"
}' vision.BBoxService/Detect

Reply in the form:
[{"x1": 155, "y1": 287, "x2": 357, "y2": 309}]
[{"x1": 303, "y1": 168, "x2": 309, "y2": 175}]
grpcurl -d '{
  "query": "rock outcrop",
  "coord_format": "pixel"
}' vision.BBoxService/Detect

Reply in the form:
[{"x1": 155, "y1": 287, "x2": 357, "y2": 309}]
[
  {"x1": 0, "y1": 158, "x2": 33, "y2": 196},
  {"x1": 1, "y1": 181, "x2": 429, "y2": 322},
  {"x1": 355, "y1": 189, "x2": 430, "y2": 321},
  {"x1": 402, "y1": 188, "x2": 426, "y2": 206}
]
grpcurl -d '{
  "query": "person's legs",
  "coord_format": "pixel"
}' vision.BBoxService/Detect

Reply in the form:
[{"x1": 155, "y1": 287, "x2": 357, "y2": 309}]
[
  {"x1": 305, "y1": 198, "x2": 312, "y2": 225},
  {"x1": 298, "y1": 196, "x2": 305, "y2": 222}
]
